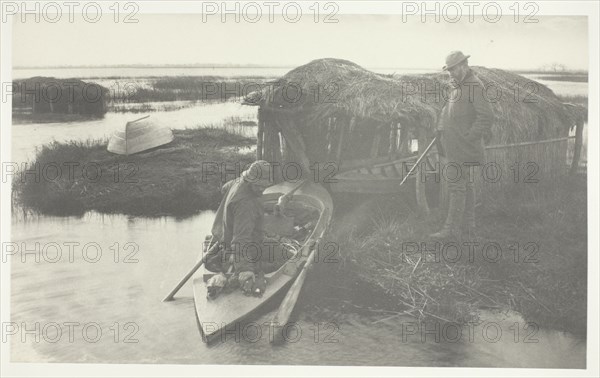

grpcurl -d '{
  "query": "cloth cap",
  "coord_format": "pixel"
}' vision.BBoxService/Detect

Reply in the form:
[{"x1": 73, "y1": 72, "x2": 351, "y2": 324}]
[{"x1": 241, "y1": 160, "x2": 273, "y2": 184}]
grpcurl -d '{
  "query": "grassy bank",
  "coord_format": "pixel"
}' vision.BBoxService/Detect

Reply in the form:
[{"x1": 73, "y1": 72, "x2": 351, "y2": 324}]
[
  {"x1": 13, "y1": 127, "x2": 256, "y2": 217},
  {"x1": 332, "y1": 174, "x2": 587, "y2": 337}
]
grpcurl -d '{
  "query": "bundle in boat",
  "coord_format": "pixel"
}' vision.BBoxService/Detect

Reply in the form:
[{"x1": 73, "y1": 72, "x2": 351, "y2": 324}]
[{"x1": 107, "y1": 115, "x2": 174, "y2": 155}]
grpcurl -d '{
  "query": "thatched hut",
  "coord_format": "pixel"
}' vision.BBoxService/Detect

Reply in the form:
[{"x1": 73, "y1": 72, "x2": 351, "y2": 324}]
[
  {"x1": 12, "y1": 77, "x2": 108, "y2": 117},
  {"x1": 246, "y1": 58, "x2": 586, "y2": 198}
]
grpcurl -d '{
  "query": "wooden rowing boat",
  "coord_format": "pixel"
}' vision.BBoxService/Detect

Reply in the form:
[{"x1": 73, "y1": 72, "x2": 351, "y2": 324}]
[
  {"x1": 193, "y1": 181, "x2": 333, "y2": 343},
  {"x1": 107, "y1": 115, "x2": 174, "y2": 155},
  {"x1": 330, "y1": 154, "x2": 424, "y2": 193}
]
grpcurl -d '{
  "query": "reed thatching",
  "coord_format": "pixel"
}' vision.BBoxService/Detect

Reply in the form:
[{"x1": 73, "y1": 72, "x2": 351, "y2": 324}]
[{"x1": 253, "y1": 58, "x2": 585, "y2": 145}]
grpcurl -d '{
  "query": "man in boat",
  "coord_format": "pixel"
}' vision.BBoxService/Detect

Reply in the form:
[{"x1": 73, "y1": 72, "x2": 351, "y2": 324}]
[
  {"x1": 207, "y1": 160, "x2": 273, "y2": 297},
  {"x1": 430, "y1": 51, "x2": 493, "y2": 240}
]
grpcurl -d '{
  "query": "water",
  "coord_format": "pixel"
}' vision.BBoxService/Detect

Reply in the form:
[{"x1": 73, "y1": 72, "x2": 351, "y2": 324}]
[
  {"x1": 521, "y1": 74, "x2": 588, "y2": 97},
  {"x1": 8, "y1": 67, "x2": 587, "y2": 366},
  {"x1": 11, "y1": 102, "x2": 258, "y2": 164},
  {"x1": 11, "y1": 66, "x2": 433, "y2": 80},
  {"x1": 9, "y1": 212, "x2": 586, "y2": 367}
]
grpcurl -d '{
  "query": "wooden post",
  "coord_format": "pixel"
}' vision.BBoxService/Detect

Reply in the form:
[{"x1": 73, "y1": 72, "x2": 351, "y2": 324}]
[
  {"x1": 570, "y1": 119, "x2": 584, "y2": 175},
  {"x1": 272, "y1": 131, "x2": 282, "y2": 182},
  {"x1": 399, "y1": 123, "x2": 410, "y2": 156},
  {"x1": 257, "y1": 110, "x2": 264, "y2": 160},
  {"x1": 335, "y1": 117, "x2": 347, "y2": 162},
  {"x1": 281, "y1": 131, "x2": 290, "y2": 162},
  {"x1": 349, "y1": 116, "x2": 357, "y2": 134},
  {"x1": 415, "y1": 130, "x2": 430, "y2": 216},
  {"x1": 370, "y1": 125, "x2": 382, "y2": 158},
  {"x1": 262, "y1": 127, "x2": 271, "y2": 163},
  {"x1": 389, "y1": 122, "x2": 398, "y2": 155},
  {"x1": 277, "y1": 118, "x2": 311, "y2": 176}
]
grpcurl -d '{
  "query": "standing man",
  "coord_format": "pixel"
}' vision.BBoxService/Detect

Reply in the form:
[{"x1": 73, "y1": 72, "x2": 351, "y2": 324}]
[
  {"x1": 209, "y1": 160, "x2": 273, "y2": 296},
  {"x1": 430, "y1": 51, "x2": 494, "y2": 240}
]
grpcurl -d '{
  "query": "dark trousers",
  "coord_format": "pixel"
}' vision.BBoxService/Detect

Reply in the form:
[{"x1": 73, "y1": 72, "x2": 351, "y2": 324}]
[{"x1": 444, "y1": 164, "x2": 478, "y2": 231}]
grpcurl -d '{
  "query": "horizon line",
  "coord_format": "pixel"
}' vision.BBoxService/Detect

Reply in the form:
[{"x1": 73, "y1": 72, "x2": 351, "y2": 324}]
[{"x1": 12, "y1": 63, "x2": 588, "y2": 73}]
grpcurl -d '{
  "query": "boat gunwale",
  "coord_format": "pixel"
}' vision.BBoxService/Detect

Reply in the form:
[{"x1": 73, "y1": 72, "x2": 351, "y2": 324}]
[{"x1": 194, "y1": 181, "x2": 333, "y2": 343}]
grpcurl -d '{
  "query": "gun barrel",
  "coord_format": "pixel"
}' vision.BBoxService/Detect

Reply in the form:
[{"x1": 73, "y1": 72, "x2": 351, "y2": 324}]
[{"x1": 399, "y1": 137, "x2": 437, "y2": 186}]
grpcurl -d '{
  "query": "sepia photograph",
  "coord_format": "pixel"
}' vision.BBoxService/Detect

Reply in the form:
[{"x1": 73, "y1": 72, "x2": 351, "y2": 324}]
[{"x1": 1, "y1": 1, "x2": 598, "y2": 377}]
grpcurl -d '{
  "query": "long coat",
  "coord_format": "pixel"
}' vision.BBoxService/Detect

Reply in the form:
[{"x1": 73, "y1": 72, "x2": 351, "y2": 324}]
[
  {"x1": 438, "y1": 69, "x2": 494, "y2": 165},
  {"x1": 211, "y1": 179, "x2": 264, "y2": 272}
]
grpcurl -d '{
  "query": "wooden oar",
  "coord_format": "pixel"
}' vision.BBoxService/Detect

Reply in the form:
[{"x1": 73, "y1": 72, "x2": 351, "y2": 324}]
[
  {"x1": 270, "y1": 243, "x2": 317, "y2": 343},
  {"x1": 162, "y1": 238, "x2": 220, "y2": 302}
]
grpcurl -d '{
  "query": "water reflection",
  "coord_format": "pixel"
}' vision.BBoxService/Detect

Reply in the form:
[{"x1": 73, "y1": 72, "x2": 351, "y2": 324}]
[
  {"x1": 12, "y1": 102, "x2": 258, "y2": 163},
  {"x1": 9, "y1": 211, "x2": 585, "y2": 367}
]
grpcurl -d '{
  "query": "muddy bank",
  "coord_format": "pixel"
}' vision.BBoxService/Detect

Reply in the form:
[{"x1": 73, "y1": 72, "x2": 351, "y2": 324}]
[{"x1": 329, "y1": 175, "x2": 587, "y2": 337}]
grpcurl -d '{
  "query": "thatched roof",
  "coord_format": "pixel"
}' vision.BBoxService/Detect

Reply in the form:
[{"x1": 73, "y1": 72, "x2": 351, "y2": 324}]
[
  {"x1": 13, "y1": 77, "x2": 108, "y2": 116},
  {"x1": 252, "y1": 58, "x2": 585, "y2": 144}
]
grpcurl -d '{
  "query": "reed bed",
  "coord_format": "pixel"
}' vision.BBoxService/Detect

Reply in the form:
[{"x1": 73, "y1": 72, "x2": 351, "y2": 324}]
[
  {"x1": 13, "y1": 127, "x2": 256, "y2": 217},
  {"x1": 113, "y1": 76, "x2": 272, "y2": 104},
  {"x1": 337, "y1": 173, "x2": 587, "y2": 336}
]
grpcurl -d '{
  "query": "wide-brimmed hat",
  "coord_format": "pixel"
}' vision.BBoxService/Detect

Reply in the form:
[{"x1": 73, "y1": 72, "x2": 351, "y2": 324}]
[
  {"x1": 443, "y1": 51, "x2": 470, "y2": 71},
  {"x1": 241, "y1": 160, "x2": 273, "y2": 184}
]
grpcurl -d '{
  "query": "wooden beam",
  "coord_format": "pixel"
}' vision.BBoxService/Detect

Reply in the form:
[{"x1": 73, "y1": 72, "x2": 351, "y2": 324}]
[{"x1": 570, "y1": 120, "x2": 584, "y2": 175}]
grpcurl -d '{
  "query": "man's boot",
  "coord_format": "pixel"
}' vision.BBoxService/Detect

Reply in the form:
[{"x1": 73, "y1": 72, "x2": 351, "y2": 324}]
[
  {"x1": 430, "y1": 189, "x2": 465, "y2": 240},
  {"x1": 462, "y1": 184, "x2": 477, "y2": 239}
]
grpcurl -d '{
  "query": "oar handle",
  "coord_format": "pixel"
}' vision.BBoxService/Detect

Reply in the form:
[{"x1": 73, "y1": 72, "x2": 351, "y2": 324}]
[
  {"x1": 274, "y1": 180, "x2": 308, "y2": 215},
  {"x1": 162, "y1": 240, "x2": 220, "y2": 302}
]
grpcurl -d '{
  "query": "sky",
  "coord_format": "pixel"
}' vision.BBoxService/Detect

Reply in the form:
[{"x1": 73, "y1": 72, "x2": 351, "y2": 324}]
[{"x1": 12, "y1": 14, "x2": 588, "y2": 71}]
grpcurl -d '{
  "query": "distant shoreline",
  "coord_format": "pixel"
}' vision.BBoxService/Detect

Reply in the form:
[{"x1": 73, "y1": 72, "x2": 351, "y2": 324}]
[
  {"x1": 14, "y1": 64, "x2": 588, "y2": 75},
  {"x1": 13, "y1": 64, "x2": 295, "y2": 70}
]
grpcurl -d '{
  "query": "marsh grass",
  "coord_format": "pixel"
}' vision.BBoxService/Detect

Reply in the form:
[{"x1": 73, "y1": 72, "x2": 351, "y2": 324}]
[
  {"x1": 13, "y1": 126, "x2": 256, "y2": 217},
  {"x1": 335, "y1": 174, "x2": 587, "y2": 336}
]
